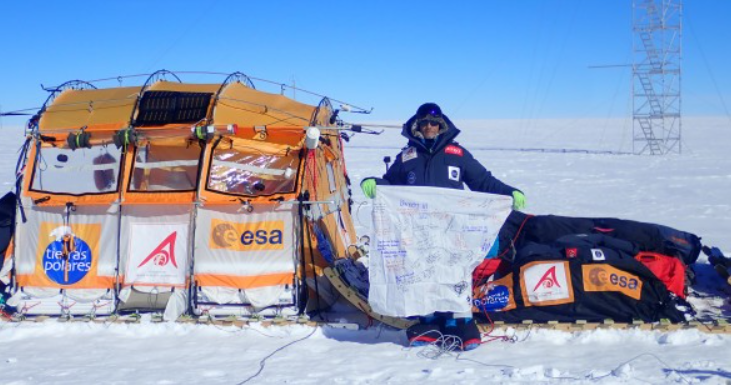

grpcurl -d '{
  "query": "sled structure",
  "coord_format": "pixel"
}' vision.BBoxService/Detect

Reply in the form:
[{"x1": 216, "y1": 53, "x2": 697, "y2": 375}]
[
  {"x1": 5, "y1": 70, "x2": 359, "y2": 320},
  {"x1": 2, "y1": 70, "x2": 730, "y2": 334}
]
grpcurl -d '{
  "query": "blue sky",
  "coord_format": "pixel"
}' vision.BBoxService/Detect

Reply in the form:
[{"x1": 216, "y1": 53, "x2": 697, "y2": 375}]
[{"x1": 0, "y1": 0, "x2": 729, "y2": 124}]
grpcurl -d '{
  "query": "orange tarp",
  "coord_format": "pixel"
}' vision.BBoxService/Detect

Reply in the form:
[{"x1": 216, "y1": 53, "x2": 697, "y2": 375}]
[
  {"x1": 148, "y1": 81, "x2": 220, "y2": 93},
  {"x1": 213, "y1": 82, "x2": 315, "y2": 126},
  {"x1": 195, "y1": 273, "x2": 293, "y2": 289},
  {"x1": 39, "y1": 87, "x2": 140, "y2": 131}
]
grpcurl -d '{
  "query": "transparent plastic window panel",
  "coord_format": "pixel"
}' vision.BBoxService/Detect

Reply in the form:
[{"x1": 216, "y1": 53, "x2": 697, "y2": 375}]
[
  {"x1": 31, "y1": 145, "x2": 122, "y2": 194},
  {"x1": 130, "y1": 141, "x2": 201, "y2": 191},
  {"x1": 208, "y1": 145, "x2": 299, "y2": 196}
]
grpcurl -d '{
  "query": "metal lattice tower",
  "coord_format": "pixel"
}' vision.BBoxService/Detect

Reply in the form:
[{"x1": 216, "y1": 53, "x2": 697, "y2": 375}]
[{"x1": 632, "y1": 0, "x2": 682, "y2": 155}]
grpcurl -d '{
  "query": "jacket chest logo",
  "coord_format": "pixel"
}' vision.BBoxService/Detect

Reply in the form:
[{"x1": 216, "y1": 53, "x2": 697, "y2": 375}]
[
  {"x1": 407, "y1": 171, "x2": 417, "y2": 184},
  {"x1": 445, "y1": 145, "x2": 463, "y2": 156},
  {"x1": 448, "y1": 166, "x2": 460, "y2": 182},
  {"x1": 402, "y1": 147, "x2": 417, "y2": 162}
]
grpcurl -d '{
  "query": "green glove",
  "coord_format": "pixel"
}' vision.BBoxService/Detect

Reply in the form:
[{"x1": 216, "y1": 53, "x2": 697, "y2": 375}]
[
  {"x1": 512, "y1": 190, "x2": 526, "y2": 211},
  {"x1": 361, "y1": 178, "x2": 377, "y2": 199}
]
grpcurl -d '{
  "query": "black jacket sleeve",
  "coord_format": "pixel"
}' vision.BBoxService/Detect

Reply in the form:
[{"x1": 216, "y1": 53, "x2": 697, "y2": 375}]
[
  {"x1": 361, "y1": 152, "x2": 400, "y2": 186},
  {"x1": 380, "y1": 151, "x2": 403, "y2": 185},
  {"x1": 461, "y1": 148, "x2": 519, "y2": 196}
]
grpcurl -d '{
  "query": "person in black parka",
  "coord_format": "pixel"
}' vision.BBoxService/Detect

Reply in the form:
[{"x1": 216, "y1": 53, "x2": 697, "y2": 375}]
[{"x1": 360, "y1": 103, "x2": 526, "y2": 351}]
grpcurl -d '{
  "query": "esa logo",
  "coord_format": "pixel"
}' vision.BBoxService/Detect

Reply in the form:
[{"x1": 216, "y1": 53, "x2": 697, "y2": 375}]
[
  {"x1": 583, "y1": 265, "x2": 643, "y2": 300},
  {"x1": 210, "y1": 219, "x2": 285, "y2": 251},
  {"x1": 609, "y1": 273, "x2": 638, "y2": 289},
  {"x1": 587, "y1": 268, "x2": 639, "y2": 289},
  {"x1": 240, "y1": 228, "x2": 282, "y2": 246}
]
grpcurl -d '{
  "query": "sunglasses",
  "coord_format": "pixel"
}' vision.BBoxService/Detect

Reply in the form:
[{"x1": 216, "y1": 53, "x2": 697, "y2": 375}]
[{"x1": 418, "y1": 119, "x2": 440, "y2": 128}]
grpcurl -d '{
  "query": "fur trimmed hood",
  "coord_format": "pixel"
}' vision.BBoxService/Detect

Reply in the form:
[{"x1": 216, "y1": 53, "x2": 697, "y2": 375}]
[
  {"x1": 409, "y1": 115, "x2": 449, "y2": 139},
  {"x1": 401, "y1": 103, "x2": 460, "y2": 150}
]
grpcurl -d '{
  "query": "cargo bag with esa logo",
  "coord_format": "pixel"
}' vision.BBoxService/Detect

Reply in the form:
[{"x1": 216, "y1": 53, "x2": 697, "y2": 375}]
[{"x1": 473, "y1": 234, "x2": 687, "y2": 323}]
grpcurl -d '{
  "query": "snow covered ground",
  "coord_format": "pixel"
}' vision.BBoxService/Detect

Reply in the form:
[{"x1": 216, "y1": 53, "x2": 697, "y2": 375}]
[{"x1": 0, "y1": 117, "x2": 730, "y2": 384}]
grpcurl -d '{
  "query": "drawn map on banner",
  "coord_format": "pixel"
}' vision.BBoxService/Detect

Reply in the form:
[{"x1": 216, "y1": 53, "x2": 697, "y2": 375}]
[{"x1": 368, "y1": 186, "x2": 512, "y2": 317}]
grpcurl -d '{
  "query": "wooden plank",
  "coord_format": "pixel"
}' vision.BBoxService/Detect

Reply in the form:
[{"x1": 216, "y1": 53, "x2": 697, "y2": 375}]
[{"x1": 322, "y1": 267, "x2": 416, "y2": 330}]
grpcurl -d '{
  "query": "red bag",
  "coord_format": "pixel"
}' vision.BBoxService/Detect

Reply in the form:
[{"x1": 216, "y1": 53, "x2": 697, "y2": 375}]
[
  {"x1": 635, "y1": 252, "x2": 686, "y2": 299},
  {"x1": 472, "y1": 258, "x2": 510, "y2": 284}
]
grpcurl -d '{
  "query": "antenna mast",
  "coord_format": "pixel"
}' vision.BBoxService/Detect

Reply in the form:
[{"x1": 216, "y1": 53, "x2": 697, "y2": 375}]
[{"x1": 632, "y1": 0, "x2": 683, "y2": 155}]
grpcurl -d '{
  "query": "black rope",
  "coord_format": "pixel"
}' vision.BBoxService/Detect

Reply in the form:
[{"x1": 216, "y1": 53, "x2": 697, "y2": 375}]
[
  {"x1": 298, "y1": 149, "x2": 323, "y2": 319},
  {"x1": 296, "y1": 159, "x2": 309, "y2": 315},
  {"x1": 112, "y1": 143, "x2": 128, "y2": 312},
  {"x1": 63, "y1": 202, "x2": 76, "y2": 227},
  {"x1": 4, "y1": 71, "x2": 370, "y2": 124},
  {"x1": 14, "y1": 137, "x2": 31, "y2": 223},
  {"x1": 0, "y1": 107, "x2": 39, "y2": 116},
  {"x1": 304, "y1": 218, "x2": 323, "y2": 320},
  {"x1": 215, "y1": 99, "x2": 309, "y2": 125},
  {"x1": 236, "y1": 327, "x2": 317, "y2": 385}
]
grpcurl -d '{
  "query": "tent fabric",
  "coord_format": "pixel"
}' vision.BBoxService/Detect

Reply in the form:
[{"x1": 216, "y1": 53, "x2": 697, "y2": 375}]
[
  {"x1": 148, "y1": 81, "x2": 221, "y2": 93},
  {"x1": 193, "y1": 205, "x2": 297, "y2": 290},
  {"x1": 213, "y1": 82, "x2": 315, "y2": 126},
  {"x1": 13, "y1": 205, "x2": 118, "y2": 290},
  {"x1": 192, "y1": 203, "x2": 298, "y2": 311},
  {"x1": 14, "y1": 77, "x2": 361, "y2": 317},
  {"x1": 118, "y1": 205, "x2": 194, "y2": 289},
  {"x1": 37, "y1": 82, "x2": 315, "y2": 132},
  {"x1": 299, "y1": 130, "x2": 357, "y2": 276},
  {"x1": 39, "y1": 87, "x2": 141, "y2": 131},
  {"x1": 5, "y1": 287, "x2": 115, "y2": 316}
]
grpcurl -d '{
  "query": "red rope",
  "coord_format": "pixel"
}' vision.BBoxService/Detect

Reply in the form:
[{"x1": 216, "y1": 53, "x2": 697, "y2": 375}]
[
  {"x1": 474, "y1": 214, "x2": 534, "y2": 284},
  {"x1": 474, "y1": 216, "x2": 528, "y2": 284},
  {"x1": 497, "y1": 214, "x2": 534, "y2": 259},
  {"x1": 20, "y1": 302, "x2": 41, "y2": 313},
  {"x1": 480, "y1": 307, "x2": 513, "y2": 343},
  {"x1": 306, "y1": 150, "x2": 318, "y2": 197}
]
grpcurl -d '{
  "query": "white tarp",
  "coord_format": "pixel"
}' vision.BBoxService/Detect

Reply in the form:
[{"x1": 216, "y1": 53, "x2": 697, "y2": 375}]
[
  {"x1": 194, "y1": 205, "x2": 297, "y2": 278},
  {"x1": 194, "y1": 204, "x2": 297, "y2": 308},
  {"x1": 119, "y1": 205, "x2": 193, "y2": 289},
  {"x1": 14, "y1": 204, "x2": 118, "y2": 285},
  {"x1": 368, "y1": 186, "x2": 512, "y2": 317},
  {"x1": 125, "y1": 223, "x2": 189, "y2": 286},
  {"x1": 193, "y1": 204, "x2": 297, "y2": 309},
  {"x1": 9, "y1": 203, "x2": 119, "y2": 314}
]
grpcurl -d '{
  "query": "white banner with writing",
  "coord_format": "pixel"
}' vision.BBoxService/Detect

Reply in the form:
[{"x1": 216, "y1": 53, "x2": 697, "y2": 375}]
[{"x1": 368, "y1": 186, "x2": 512, "y2": 317}]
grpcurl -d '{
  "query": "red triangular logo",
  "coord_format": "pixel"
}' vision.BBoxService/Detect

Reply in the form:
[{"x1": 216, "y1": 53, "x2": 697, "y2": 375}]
[
  {"x1": 137, "y1": 232, "x2": 178, "y2": 268},
  {"x1": 533, "y1": 266, "x2": 561, "y2": 291}
]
